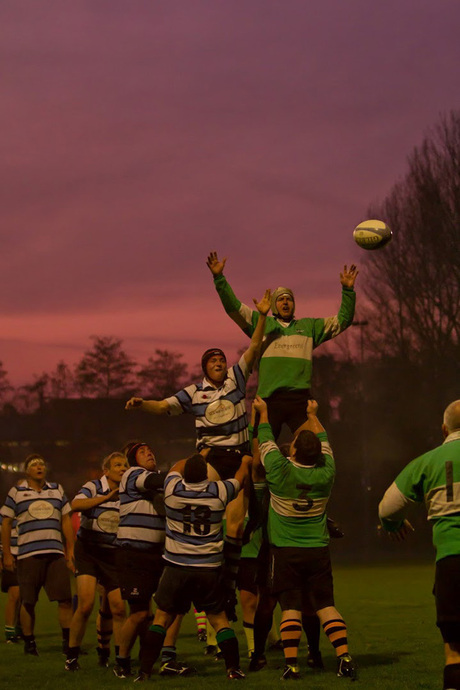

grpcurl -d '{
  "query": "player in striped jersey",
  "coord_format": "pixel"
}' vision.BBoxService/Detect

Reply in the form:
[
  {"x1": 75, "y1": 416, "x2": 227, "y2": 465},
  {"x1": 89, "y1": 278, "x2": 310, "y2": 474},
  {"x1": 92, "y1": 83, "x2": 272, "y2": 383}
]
[
  {"x1": 125, "y1": 289, "x2": 271, "y2": 619},
  {"x1": 0, "y1": 454, "x2": 75, "y2": 657},
  {"x1": 65, "y1": 451, "x2": 129, "y2": 671},
  {"x1": 135, "y1": 452, "x2": 251, "y2": 681},
  {"x1": 253, "y1": 396, "x2": 355, "y2": 681},
  {"x1": 114, "y1": 442, "x2": 191, "y2": 679},
  {"x1": 0, "y1": 513, "x2": 21, "y2": 643}
]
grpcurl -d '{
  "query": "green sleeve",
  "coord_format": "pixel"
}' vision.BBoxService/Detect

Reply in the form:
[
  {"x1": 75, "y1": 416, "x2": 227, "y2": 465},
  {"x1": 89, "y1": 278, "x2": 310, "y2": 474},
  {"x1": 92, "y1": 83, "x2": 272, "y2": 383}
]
[
  {"x1": 213, "y1": 273, "x2": 256, "y2": 336},
  {"x1": 394, "y1": 458, "x2": 426, "y2": 503},
  {"x1": 313, "y1": 286, "x2": 356, "y2": 346}
]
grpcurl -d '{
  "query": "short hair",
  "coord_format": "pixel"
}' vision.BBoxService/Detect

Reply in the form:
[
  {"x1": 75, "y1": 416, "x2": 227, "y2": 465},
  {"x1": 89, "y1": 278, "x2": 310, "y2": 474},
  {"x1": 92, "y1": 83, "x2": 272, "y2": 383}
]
[
  {"x1": 293, "y1": 430, "x2": 323, "y2": 466},
  {"x1": 25, "y1": 453, "x2": 46, "y2": 470},
  {"x1": 443, "y1": 400, "x2": 460, "y2": 433},
  {"x1": 102, "y1": 451, "x2": 127, "y2": 471},
  {"x1": 183, "y1": 454, "x2": 208, "y2": 484}
]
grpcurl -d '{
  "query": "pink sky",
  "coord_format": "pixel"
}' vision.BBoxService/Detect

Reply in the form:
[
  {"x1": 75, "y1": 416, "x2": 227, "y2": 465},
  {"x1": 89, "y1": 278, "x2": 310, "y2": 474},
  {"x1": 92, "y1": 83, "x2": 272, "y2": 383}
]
[{"x1": 1, "y1": 1, "x2": 459, "y2": 384}]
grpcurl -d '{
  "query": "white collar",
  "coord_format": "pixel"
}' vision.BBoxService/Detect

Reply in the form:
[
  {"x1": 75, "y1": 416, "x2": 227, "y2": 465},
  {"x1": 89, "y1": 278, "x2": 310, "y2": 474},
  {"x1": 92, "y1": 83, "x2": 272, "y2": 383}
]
[{"x1": 444, "y1": 430, "x2": 460, "y2": 444}]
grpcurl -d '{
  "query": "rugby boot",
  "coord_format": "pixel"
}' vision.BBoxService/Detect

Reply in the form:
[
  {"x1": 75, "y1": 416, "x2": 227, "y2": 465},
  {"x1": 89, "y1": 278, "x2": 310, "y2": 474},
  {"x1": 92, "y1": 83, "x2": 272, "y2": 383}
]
[
  {"x1": 64, "y1": 657, "x2": 80, "y2": 672},
  {"x1": 281, "y1": 664, "x2": 301, "y2": 680},
  {"x1": 306, "y1": 649, "x2": 325, "y2": 670},
  {"x1": 24, "y1": 638, "x2": 39, "y2": 656},
  {"x1": 336, "y1": 653, "x2": 357, "y2": 680},
  {"x1": 227, "y1": 667, "x2": 245, "y2": 679},
  {"x1": 159, "y1": 659, "x2": 196, "y2": 676}
]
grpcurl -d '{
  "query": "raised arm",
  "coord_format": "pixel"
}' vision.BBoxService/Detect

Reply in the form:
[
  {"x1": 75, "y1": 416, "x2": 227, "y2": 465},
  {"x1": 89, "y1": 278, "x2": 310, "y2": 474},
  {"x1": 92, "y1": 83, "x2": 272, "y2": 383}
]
[
  {"x1": 313, "y1": 265, "x2": 358, "y2": 346},
  {"x1": 242, "y1": 289, "x2": 271, "y2": 369},
  {"x1": 294, "y1": 399, "x2": 325, "y2": 435},
  {"x1": 125, "y1": 398, "x2": 170, "y2": 414},
  {"x1": 234, "y1": 454, "x2": 252, "y2": 489},
  {"x1": 207, "y1": 251, "x2": 256, "y2": 335}
]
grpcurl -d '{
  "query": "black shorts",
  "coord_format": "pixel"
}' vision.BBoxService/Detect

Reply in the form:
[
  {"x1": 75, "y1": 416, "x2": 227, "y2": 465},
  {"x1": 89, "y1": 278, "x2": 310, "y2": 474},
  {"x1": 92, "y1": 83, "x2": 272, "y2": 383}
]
[
  {"x1": 16, "y1": 554, "x2": 72, "y2": 606},
  {"x1": 237, "y1": 558, "x2": 258, "y2": 595},
  {"x1": 1, "y1": 563, "x2": 19, "y2": 592},
  {"x1": 270, "y1": 545, "x2": 334, "y2": 611},
  {"x1": 254, "y1": 389, "x2": 311, "y2": 441},
  {"x1": 434, "y1": 555, "x2": 460, "y2": 642},
  {"x1": 154, "y1": 563, "x2": 226, "y2": 616},
  {"x1": 74, "y1": 539, "x2": 119, "y2": 592},
  {"x1": 116, "y1": 545, "x2": 164, "y2": 610},
  {"x1": 206, "y1": 445, "x2": 249, "y2": 480}
]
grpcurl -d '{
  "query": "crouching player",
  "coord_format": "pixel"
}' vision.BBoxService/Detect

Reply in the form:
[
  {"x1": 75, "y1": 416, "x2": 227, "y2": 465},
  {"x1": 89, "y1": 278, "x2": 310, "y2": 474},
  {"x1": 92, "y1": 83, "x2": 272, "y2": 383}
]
[
  {"x1": 136, "y1": 453, "x2": 251, "y2": 681},
  {"x1": 253, "y1": 396, "x2": 356, "y2": 681}
]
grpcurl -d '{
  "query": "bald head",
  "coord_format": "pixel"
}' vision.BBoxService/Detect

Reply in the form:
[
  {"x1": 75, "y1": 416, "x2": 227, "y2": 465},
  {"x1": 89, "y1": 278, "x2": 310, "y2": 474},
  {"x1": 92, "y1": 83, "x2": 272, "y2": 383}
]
[{"x1": 443, "y1": 400, "x2": 460, "y2": 434}]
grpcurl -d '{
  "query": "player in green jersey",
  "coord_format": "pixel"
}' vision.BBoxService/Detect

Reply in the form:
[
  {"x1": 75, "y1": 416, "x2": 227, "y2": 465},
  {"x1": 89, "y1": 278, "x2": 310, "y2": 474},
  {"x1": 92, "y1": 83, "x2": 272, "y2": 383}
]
[
  {"x1": 206, "y1": 251, "x2": 358, "y2": 439},
  {"x1": 253, "y1": 395, "x2": 355, "y2": 680},
  {"x1": 379, "y1": 399, "x2": 460, "y2": 690}
]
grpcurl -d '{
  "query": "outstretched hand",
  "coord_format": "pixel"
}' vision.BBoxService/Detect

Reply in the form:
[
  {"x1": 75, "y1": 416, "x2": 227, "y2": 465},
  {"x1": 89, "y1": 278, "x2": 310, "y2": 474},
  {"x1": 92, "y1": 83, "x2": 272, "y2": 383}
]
[
  {"x1": 378, "y1": 519, "x2": 414, "y2": 542},
  {"x1": 307, "y1": 399, "x2": 319, "y2": 416},
  {"x1": 253, "y1": 289, "x2": 271, "y2": 315},
  {"x1": 125, "y1": 397, "x2": 143, "y2": 410},
  {"x1": 340, "y1": 264, "x2": 359, "y2": 288},
  {"x1": 252, "y1": 395, "x2": 268, "y2": 414},
  {"x1": 206, "y1": 251, "x2": 227, "y2": 276}
]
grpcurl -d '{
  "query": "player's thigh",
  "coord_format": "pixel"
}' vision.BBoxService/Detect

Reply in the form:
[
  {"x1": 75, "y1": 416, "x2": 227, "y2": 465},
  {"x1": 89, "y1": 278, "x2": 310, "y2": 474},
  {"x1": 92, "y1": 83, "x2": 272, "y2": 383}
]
[{"x1": 44, "y1": 555, "x2": 72, "y2": 602}]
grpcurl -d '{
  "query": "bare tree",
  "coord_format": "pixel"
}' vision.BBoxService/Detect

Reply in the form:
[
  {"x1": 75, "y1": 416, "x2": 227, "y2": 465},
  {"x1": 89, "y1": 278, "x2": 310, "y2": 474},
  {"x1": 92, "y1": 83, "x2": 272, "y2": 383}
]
[
  {"x1": 49, "y1": 361, "x2": 75, "y2": 398},
  {"x1": 361, "y1": 111, "x2": 460, "y2": 398},
  {"x1": 75, "y1": 336, "x2": 136, "y2": 398},
  {"x1": 137, "y1": 349, "x2": 188, "y2": 398}
]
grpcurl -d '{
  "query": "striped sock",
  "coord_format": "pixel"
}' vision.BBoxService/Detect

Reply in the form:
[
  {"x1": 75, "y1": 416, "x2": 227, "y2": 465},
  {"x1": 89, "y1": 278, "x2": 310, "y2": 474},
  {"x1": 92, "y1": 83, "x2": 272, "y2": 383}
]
[
  {"x1": 243, "y1": 621, "x2": 255, "y2": 657},
  {"x1": 323, "y1": 618, "x2": 348, "y2": 657},
  {"x1": 5, "y1": 625, "x2": 16, "y2": 641},
  {"x1": 194, "y1": 609, "x2": 207, "y2": 632},
  {"x1": 280, "y1": 618, "x2": 302, "y2": 665},
  {"x1": 161, "y1": 645, "x2": 176, "y2": 663}
]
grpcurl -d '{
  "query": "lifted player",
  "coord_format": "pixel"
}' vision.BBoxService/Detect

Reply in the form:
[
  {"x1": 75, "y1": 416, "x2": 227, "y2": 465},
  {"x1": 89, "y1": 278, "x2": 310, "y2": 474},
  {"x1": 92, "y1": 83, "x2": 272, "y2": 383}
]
[{"x1": 207, "y1": 251, "x2": 358, "y2": 439}]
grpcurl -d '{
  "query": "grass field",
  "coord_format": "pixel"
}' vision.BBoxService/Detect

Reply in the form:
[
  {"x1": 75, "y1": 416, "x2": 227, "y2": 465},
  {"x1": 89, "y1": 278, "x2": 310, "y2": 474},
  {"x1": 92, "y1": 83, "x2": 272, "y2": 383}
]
[{"x1": 0, "y1": 562, "x2": 443, "y2": 689}]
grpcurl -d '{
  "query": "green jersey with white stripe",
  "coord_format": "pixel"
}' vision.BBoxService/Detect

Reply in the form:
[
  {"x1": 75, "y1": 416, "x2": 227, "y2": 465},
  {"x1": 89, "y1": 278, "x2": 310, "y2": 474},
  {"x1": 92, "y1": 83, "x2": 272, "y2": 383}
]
[
  {"x1": 258, "y1": 423, "x2": 334, "y2": 547},
  {"x1": 381, "y1": 433, "x2": 460, "y2": 562},
  {"x1": 213, "y1": 273, "x2": 355, "y2": 398}
]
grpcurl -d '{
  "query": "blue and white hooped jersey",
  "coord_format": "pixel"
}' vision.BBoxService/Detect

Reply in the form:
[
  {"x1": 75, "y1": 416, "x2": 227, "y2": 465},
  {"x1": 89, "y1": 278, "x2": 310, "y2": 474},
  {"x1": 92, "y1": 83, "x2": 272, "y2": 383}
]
[
  {"x1": 117, "y1": 466, "x2": 166, "y2": 551},
  {"x1": 163, "y1": 472, "x2": 240, "y2": 568},
  {"x1": 165, "y1": 356, "x2": 250, "y2": 449},
  {"x1": 1, "y1": 482, "x2": 70, "y2": 559},
  {"x1": 74, "y1": 476, "x2": 120, "y2": 548}
]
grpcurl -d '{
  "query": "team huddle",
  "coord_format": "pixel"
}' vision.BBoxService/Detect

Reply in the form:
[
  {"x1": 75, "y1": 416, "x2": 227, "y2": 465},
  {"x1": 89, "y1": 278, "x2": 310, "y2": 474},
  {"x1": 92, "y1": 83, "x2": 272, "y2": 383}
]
[{"x1": 1, "y1": 252, "x2": 460, "y2": 689}]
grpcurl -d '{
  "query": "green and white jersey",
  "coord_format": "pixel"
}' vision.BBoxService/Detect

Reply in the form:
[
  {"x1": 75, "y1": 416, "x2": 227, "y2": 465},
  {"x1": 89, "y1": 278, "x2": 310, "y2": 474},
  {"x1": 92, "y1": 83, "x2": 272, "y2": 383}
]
[
  {"x1": 258, "y1": 423, "x2": 334, "y2": 548},
  {"x1": 379, "y1": 432, "x2": 460, "y2": 562},
  {"x1": 213, "y1": 274, "x2": 355, "y2": 398}
]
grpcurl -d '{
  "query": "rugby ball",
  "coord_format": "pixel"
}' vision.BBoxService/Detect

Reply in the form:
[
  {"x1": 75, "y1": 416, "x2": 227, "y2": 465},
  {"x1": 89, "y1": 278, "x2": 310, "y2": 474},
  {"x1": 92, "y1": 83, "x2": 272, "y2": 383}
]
[{"x1": 353, "y1": 220, "x2": 392, "y2": 250}]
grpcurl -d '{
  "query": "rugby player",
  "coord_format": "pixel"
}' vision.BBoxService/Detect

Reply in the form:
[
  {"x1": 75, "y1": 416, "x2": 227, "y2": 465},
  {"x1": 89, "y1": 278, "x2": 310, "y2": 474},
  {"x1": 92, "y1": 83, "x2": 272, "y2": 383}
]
[
  {"x1": 125, "y1": 289, "x2": 271, "y2": 617},
  {"x1": 379, "y1": 399, "x2": 460, "y2": 690},
  {"x1": 206, "y1": 251, "x2": 358, "y2": 439},
  {"x1": 65, "y1": 451, "x2": 129, "y2": 671},
  {"x1": 113, "y1": 441, "x2": 191, "y2": 679},
  {"x1": 135, "y1": 452, "x2": 251, "y2": 681},
  {"x1": 0, "y1": 454, "x2": 74, "y2": 657},
  {"x1": 253, "y1": 396, "x2": 356, "y2": 680},
  {"x1": 0, "y1": 513, "x2": 21, "y2": 643}
]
